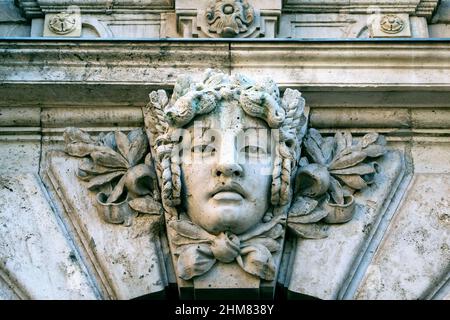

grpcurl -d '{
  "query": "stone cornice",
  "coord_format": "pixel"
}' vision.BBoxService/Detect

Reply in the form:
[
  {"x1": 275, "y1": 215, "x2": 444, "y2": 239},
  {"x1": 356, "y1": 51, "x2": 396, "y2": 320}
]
[
  {"x1": 15, "y1": 0, "x2": 43, "y2": 18},
  {"x1": 15, "y1": 0, "x2": 440, "y2": 19},
  {"x1": 15, "y1": 0, "x2": 174, "y2": 18},
  {"x1": 415, "y1": 0, "x2": 440, "y2": 18},
  {"x1": 282, "y1": 0, "x2": 439, "y2": 18},
  {"x1": 230, "y1": 40, "x2": 450, "y2": 87},
  {"x1": 1, "y1": 39, "x2": 450, "y2": 107}
]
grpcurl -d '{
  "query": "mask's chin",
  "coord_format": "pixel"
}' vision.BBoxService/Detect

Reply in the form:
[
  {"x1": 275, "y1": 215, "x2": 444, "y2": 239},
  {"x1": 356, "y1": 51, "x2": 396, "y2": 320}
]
[{"x1": 190, "y1": 202, "x2": 263, "y2": 236}]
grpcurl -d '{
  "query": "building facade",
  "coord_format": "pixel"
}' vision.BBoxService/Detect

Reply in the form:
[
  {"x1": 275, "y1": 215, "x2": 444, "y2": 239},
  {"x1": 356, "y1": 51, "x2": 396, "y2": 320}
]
[{"x1": 0, "y1": 0, "x2": 449, "y2": 300}]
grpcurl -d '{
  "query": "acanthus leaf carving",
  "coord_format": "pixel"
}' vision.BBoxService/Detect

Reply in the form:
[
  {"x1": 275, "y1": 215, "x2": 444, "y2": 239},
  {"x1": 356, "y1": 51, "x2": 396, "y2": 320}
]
[
  {"x1": 63, "y1": 127, "x2": 162, "y2": 226},
  {"x1": 287, "y1": 129, "x2": 387, "y2": 238}
]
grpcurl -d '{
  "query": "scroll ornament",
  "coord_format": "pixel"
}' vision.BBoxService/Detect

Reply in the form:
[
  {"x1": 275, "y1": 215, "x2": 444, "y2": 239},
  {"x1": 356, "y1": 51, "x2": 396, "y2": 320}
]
[
  {"x1": 63, "y1": 127, "x2": 162, "y2": 226},
  {"x1": 287, "y1": 129, "x2": 387, "y2": 239}
]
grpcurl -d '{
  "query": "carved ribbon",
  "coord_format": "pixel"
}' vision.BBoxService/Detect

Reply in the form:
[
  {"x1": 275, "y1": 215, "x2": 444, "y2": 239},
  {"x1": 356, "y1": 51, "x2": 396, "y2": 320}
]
[{"x1": 168, "y1": 215, "x2": 285, "y2": 281}]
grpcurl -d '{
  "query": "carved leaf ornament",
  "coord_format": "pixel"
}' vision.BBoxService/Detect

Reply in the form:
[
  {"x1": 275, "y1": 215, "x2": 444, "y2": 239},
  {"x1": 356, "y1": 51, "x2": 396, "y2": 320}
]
[
  {"x1": 64, "y1": 127, "x2": 162, "y2": 226},
  {"x1": 288, "y1": 129, "x2": 386, "y2": 239}
]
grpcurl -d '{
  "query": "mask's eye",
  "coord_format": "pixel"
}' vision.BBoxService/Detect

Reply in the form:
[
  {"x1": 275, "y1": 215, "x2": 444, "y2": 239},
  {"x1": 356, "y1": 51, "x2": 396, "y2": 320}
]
[
  {"x1": 241, "y1": 145, "x2": 267, "y2": 157},
  {"x1": 191, "y1": 144, "x2": 216, "y2": 156}
]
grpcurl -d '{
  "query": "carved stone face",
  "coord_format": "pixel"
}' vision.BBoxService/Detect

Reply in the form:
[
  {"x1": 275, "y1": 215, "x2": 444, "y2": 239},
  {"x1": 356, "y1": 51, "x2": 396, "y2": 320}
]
[{"x1": 181, "y1": 99, "x2": 273, "y2": 235}]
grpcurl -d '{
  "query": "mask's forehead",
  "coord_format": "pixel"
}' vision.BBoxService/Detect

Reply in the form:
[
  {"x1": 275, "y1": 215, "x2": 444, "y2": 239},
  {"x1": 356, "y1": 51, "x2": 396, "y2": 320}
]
[{"x1": 185, "y1": 100, "x2": 269, "y2": 133}]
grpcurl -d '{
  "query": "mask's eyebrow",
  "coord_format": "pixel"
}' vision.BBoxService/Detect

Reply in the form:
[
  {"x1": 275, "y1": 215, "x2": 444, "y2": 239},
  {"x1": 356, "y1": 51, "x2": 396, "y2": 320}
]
[
  {"x1": 188, "y1": 127, "x2": 220, "y2": 146},
  {"x1": 186, "y1": 120, "x2": 210, "y2": 135},
  {"x1": 238, "y1": 127, "x2": 272, "y2": 147},
  {"x1": 242, "y1": 118, "x2": 268, "y2": 130}
]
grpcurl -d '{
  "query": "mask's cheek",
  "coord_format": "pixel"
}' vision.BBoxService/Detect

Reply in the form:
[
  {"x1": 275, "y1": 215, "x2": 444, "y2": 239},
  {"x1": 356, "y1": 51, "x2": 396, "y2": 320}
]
[
  {"x1": 241, "y1": 162, "x2": 272, "y2": 203},
  {"x1": 180, "y1": 161, "x2": 214, "y2": 203}
]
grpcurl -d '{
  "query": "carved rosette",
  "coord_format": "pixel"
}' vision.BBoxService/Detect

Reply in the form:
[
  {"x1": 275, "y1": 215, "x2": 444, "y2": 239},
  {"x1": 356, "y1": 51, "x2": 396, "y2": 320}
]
[
  {"x1": 380, "y1": 14, "x2": 405, "y2": 34},
  {"x1": 205, "y1": 0, "x2": 255, "y2": 37},
  {"x1": 48, "y1": 12, "x2": 77, "y2": 35}
]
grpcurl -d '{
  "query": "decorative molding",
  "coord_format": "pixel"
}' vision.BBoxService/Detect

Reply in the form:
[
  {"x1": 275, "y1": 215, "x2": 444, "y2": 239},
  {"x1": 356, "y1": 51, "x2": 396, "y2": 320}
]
[
  {"x1": 415, "y1": 0, "x2": 440, "y2": 19},
  {"x1": 48, "y1": 12, "x2": 78, "y2": 34},
  {"x1": 62, "y1": 127, "x2": 161, "y2": 226},
  {"x1": 230, "y1": 41, "x2": 450, "y2": 88},
  {"x1": 287, "y1": 148, "x2": 407, "y2": 299},
  {"x1": 81, "y1": 17, "x2": 113, "y2": 38},
  {"x1": 15, "y1": 0, "x2": 174, "y2": 18},
  {"x1": 2, "y1": 40, "x2": 450, "y2": 108},
  {"x1": 282, "y1": 0, "x2": 439, "y2": 17},
  {"x1": 15, "y1": 0, "x2": 43, "y2": 19}
]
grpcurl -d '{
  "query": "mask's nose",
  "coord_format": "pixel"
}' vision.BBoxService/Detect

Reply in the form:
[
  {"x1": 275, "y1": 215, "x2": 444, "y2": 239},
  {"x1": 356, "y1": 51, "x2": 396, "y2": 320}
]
[
  {"x1": 214, "y1": 162, "x2": 243, "y2": 178},
  {"x1": 211, "y1": 130, "x2": 243, "y2": 178}
]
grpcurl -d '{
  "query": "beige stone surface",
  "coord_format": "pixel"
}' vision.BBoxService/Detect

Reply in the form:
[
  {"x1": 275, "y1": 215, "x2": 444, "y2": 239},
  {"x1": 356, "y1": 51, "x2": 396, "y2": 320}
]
[
  {"x1": 287, "y1": 150, "x2": 405, "y2": 299},
  {"x1": 0, "y1": 173, "x2": 97, "y2": 299},
  {"x1": 0, "y1": 140, "x2": 41, "y2": 174},
  {"x1": 355, "y1": 174, "x2": 450, "y2": 299},
  {"x1": 43, "y1": 151, "x2": 166, "y2": 299},
  {"x1": 411, "y1": 142, "x2": 450, "y2": 174},
  {"x1": 0, "y1": 108, "x2": 41, "y2": 174}
]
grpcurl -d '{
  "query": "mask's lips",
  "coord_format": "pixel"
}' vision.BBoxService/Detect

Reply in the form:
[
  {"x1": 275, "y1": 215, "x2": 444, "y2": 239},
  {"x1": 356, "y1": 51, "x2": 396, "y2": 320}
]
[{"x1": 210, "y1": 182, "x2": 247, "y2": 199}]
